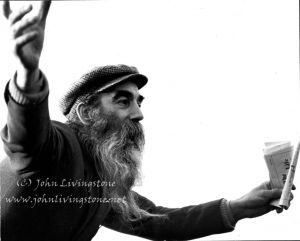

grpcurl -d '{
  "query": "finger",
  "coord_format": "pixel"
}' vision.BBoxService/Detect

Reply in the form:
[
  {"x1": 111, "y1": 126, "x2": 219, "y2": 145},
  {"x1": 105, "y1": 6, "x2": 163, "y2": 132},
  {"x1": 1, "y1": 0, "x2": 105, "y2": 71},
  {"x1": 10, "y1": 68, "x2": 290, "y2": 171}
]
[
  {"x1": 264, "y1": 188, "x2": 282, "y2": 200},
  {"x1": 40, "y1": 1, "x2": 51, "y2": 22},
  {"x1": 276, "y1": 208, "x2": 283, "y2": 214},
  {"x1": 9, "y1": 4, "x2": 32, "y2": 26},
  {"x1": 264, "y1": 205, "x2": 276, "y2": 213},
  {"x1": 2, "y1": 0, "x2": 11, "y2": 19},
  {"x1": 12, "y1": 31, "x2": 38, "y2": 53},
  {"x1": 11, "y1": 15, "x2": 39, "y2": 39}
]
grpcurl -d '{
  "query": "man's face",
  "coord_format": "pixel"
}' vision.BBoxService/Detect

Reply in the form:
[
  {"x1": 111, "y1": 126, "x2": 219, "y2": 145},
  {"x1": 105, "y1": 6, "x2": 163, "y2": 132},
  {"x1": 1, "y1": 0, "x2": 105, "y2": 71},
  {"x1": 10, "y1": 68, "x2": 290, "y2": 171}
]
[{"x1": 97, "y1": 81, "x2": 144, "y2": 122}]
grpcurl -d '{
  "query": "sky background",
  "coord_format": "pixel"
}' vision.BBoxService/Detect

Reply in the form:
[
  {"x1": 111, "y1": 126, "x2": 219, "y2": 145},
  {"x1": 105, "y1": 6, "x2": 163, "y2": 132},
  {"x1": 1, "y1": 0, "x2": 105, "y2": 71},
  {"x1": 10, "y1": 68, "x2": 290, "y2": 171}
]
[{"x1": 0, "y1": 0, "x2": 299, "y2": 240}]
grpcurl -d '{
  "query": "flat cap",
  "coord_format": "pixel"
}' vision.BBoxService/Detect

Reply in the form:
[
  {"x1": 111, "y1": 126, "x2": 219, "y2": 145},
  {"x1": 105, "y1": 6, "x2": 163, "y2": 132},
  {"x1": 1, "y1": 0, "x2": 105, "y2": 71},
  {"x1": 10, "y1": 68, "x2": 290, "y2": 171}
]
[{"x1": 60, "y1": 64, "x2": 148, "y2": 120}]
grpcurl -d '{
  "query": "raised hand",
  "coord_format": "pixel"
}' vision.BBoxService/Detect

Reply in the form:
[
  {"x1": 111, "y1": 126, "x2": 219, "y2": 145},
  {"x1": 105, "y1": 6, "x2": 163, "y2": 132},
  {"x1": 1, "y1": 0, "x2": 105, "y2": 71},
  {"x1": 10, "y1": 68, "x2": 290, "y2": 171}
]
[{"x1": 2, "y1": 1, "x2": 51, "y2": 90}]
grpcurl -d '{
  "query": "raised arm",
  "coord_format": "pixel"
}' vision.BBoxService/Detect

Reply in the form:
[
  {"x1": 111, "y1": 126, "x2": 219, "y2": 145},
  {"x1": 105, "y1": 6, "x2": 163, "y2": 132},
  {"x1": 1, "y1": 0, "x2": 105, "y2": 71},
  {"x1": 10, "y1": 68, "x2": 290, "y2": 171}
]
[{"x1": 1, "y1": 1, "x2": 52, "y2": 174}]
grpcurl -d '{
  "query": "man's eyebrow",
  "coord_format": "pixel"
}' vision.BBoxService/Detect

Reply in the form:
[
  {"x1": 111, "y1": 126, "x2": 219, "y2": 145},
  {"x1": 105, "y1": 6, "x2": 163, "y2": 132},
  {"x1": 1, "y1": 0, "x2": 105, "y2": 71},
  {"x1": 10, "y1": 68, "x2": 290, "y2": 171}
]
[{"x1": 113, "y1": 90, "x2": 133, "y2": 101}]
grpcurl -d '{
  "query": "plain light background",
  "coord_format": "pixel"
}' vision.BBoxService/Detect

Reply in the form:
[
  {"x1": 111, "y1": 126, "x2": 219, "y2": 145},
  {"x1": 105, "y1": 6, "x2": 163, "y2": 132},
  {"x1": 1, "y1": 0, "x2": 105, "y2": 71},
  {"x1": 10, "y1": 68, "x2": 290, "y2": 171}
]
[{"x1": 0, "y1": 0, "x2": 299, "y2": 240}]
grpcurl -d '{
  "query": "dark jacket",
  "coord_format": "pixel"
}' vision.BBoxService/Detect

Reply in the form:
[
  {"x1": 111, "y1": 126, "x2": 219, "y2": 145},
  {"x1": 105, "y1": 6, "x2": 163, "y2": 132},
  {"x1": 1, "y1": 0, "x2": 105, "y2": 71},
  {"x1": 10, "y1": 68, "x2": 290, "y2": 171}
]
[{"x1": 1, "y1": 74, "x2": 234, "y2": 241}]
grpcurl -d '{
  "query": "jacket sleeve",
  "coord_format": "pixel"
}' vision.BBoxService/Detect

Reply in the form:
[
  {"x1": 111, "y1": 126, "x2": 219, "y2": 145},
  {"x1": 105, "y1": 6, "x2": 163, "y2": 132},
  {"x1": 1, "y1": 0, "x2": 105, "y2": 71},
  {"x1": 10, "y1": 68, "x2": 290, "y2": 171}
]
[
  {"x1": 1, "y1": 71, "x2": 58, "y2": 175},
  {"x1": 102, "y1": 192, "x2": 235, "y2": 241}
]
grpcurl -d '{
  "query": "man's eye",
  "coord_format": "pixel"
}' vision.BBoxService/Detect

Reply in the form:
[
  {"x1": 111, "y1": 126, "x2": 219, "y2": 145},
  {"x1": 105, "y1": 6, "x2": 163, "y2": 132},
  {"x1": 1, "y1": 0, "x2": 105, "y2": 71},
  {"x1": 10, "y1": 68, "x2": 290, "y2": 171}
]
[{"x1": 117, "y1": 99, "x2": 130, "y2": 107}]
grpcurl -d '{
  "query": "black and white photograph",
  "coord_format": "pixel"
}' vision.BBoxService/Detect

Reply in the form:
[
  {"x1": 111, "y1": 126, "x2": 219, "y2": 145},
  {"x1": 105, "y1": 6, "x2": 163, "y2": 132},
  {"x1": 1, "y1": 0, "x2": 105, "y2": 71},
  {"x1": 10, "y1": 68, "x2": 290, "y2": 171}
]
[{"x1": 0, "y1": 1, "x2": 299, "y2": 240}]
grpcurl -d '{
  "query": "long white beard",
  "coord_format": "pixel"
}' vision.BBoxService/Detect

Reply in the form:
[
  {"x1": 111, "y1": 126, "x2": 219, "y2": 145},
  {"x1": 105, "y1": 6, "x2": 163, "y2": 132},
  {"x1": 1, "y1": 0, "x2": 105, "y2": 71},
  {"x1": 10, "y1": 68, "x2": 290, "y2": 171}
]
[{"x1": 69, "y1": 111, "x2": 147, "y2": 221}]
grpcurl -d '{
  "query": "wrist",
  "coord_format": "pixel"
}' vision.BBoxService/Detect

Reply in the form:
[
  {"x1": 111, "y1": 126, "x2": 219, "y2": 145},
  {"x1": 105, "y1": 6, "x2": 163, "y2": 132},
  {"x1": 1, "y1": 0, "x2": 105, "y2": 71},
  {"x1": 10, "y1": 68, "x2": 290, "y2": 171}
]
[
  {"x1": 229, "y1": 199, "x2": 245, "y2": 222},
  {"x1": 16, "y1": 67, "x2": 42, "y2": 93}
]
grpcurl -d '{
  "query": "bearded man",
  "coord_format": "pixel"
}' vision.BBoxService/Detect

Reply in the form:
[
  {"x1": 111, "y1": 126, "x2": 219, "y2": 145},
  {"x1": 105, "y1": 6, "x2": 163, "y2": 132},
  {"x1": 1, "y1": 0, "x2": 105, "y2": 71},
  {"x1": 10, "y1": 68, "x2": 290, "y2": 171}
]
[{"x1": 0, "y1": 2, "x2": 295, "y2": 241}]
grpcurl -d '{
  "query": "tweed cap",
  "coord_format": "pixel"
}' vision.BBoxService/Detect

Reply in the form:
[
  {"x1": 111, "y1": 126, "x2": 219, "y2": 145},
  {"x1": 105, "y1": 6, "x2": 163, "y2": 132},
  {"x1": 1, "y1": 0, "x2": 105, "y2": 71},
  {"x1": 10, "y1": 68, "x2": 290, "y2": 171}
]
[{"x1": 60, "y1": 64, "x2": 148, "y2": 120}]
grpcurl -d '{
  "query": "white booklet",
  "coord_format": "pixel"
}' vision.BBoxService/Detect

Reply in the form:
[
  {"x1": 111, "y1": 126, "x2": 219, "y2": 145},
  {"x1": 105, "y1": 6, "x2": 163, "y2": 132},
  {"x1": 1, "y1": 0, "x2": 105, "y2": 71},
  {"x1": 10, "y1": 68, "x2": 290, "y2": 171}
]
[{"x1": 263, "y1": 141, "x2": 299, "y2": 209}]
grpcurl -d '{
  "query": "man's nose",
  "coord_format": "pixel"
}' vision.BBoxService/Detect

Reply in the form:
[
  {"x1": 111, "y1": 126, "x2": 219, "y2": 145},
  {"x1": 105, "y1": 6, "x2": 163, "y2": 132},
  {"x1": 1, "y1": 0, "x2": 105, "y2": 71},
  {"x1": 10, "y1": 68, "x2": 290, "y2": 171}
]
[{"x1": 130, "y1": 103, "x2": 144, "y2": 122}]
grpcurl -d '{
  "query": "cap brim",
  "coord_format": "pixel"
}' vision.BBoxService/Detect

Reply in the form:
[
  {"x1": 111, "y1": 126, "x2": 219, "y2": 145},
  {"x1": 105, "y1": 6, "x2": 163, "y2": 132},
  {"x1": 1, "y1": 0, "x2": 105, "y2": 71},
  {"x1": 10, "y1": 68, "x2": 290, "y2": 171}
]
[{"x1": 96, "y1": 73, "x2": 148, "y2": 93}]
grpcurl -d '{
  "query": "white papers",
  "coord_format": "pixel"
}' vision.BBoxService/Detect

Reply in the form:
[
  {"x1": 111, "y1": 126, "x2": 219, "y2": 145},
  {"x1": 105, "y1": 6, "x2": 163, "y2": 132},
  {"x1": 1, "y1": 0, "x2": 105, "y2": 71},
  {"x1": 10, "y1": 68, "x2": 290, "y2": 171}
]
[{"x1": 263, "y1": 141, "x2": 299, "y2": 209}]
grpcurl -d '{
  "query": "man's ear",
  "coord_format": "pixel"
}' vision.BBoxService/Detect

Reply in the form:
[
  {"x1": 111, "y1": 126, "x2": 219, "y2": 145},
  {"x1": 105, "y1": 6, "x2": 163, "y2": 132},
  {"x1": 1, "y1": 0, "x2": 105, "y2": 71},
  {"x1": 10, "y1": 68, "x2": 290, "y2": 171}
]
[{"x1": 76, "y1": 102, "x2": 90, "y2": 125}]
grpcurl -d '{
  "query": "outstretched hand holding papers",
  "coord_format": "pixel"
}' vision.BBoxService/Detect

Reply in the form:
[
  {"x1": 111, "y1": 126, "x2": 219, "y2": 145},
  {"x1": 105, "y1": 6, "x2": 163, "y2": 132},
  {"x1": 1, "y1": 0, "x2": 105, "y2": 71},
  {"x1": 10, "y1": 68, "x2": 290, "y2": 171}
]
[{"x1": 264, "y1": 141, "x2": 299, "y2": 209}]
